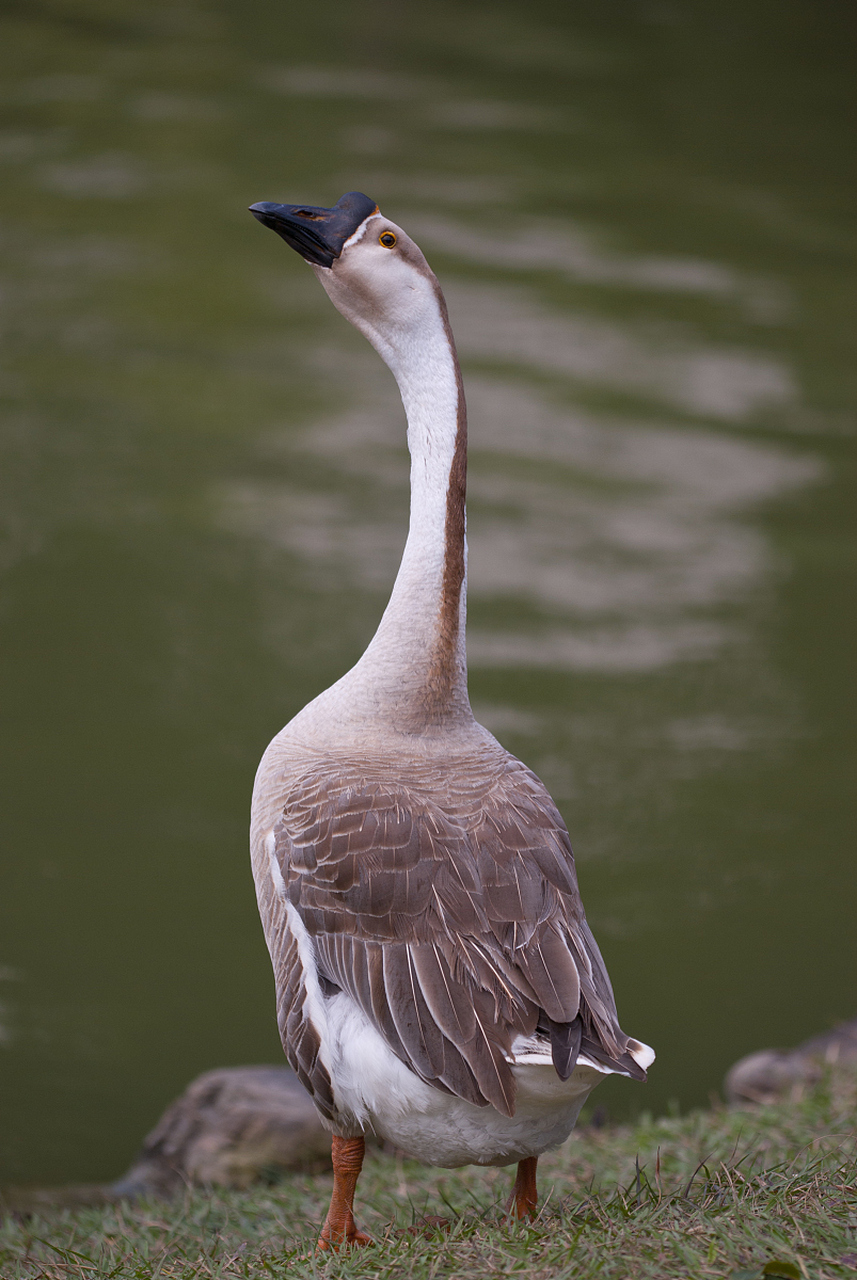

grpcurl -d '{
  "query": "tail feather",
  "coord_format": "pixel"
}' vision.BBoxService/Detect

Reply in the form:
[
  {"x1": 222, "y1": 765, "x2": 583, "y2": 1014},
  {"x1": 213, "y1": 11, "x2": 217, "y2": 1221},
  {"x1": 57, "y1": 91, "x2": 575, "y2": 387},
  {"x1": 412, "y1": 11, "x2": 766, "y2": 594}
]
[{"x1": 537, "y1": 1012, "x2": 583, "y2": 1081}]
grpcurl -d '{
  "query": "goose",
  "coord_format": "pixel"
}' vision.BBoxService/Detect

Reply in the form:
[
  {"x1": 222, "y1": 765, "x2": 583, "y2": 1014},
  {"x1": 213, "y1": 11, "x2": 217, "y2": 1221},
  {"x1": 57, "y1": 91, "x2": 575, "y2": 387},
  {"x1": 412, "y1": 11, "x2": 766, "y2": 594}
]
[{"x1": 247, "y1": 191, "x2": 654, "y2": 1249}]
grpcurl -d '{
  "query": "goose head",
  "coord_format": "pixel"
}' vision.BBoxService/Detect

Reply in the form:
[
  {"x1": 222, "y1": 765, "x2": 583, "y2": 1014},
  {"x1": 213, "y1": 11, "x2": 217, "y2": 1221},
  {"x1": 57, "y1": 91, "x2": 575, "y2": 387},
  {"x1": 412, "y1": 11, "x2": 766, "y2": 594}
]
[{"x1": 249, "y1": 191, "x2": 448, "y2": 370}]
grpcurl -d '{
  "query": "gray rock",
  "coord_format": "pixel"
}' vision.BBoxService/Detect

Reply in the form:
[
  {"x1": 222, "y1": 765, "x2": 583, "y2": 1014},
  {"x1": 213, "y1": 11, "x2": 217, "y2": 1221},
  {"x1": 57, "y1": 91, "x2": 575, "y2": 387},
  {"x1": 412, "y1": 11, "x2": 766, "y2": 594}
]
[
  {"x1": 725, "y1": 1018, "x2": 857, "y2": 1104},
  {"x1": 112, "y1": 1065, "x2": 331, "y2": 1195}
]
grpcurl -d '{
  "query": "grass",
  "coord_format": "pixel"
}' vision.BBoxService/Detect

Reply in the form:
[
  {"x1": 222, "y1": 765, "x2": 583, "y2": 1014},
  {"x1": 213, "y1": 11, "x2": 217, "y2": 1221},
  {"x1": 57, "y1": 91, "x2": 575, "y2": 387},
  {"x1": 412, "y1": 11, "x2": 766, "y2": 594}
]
[{"x1": 1, "y1": 1071, "x2": 855, "y2": 1280}]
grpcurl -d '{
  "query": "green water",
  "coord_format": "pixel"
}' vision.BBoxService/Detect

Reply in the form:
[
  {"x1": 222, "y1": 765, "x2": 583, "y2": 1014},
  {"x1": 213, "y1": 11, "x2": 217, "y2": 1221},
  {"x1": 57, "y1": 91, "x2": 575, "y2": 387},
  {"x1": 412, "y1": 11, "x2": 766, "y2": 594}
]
[{"x1": 0, "y1": 0, "x2": 854, "y2": 1185}]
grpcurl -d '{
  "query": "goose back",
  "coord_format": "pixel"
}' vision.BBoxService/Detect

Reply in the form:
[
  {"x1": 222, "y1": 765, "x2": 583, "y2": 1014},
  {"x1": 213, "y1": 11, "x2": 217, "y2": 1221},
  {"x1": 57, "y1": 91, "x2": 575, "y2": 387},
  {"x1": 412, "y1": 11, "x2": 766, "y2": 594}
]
[{"x1": 253, "y1": 734, "x2": 645, "y2": 1126}]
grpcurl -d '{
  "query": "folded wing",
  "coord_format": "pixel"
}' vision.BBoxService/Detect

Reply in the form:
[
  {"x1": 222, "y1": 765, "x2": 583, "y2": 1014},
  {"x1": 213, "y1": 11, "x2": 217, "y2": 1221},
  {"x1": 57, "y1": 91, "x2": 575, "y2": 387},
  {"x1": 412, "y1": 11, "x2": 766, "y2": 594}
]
[{"x1": 266, "y1": 755, "x2": 645, "y2": 1119}]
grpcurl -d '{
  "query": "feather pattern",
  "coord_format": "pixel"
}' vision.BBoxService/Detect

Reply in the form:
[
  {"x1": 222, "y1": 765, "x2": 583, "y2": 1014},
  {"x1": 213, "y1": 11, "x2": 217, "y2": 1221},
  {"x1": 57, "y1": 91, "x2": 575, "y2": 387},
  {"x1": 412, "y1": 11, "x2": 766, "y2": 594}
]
[
  {"x1": 262, "y1": 747, "x2": 646, "y2": 1121},
  {"x1": 254, "y1": 862, "x2": 337, "y2": 1120}
]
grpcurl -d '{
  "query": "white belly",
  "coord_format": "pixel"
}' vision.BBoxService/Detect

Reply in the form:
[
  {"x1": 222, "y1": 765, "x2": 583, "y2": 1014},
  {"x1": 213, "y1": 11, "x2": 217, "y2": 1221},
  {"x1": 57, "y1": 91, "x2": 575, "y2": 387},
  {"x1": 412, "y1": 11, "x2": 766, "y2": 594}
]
[{"x1": 324, "y1": 992, "x2": 607, "y2": 1168}]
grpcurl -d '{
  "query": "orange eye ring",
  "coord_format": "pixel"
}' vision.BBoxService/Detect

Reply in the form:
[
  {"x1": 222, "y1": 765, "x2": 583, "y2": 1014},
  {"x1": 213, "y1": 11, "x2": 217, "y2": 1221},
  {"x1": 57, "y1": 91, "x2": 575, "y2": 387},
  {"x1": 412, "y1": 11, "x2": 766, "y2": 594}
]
[{"x1": 379, "y1": 231, "x2": 397, "y2": 248}]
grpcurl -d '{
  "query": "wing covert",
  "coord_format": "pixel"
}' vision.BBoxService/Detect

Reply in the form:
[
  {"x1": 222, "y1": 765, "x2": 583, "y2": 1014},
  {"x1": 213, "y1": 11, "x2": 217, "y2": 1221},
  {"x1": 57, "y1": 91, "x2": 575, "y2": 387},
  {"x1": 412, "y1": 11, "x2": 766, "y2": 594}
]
[{"x1": 268, "y1": 756, "x2": 643, "y2": 1115}]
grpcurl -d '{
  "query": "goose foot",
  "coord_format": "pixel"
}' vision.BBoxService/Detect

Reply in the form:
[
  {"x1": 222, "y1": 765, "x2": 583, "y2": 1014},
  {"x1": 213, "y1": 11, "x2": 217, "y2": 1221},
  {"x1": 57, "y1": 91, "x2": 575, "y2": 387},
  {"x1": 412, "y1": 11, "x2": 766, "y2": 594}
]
[
  {"x1": 316, "y1": 1135, "x2": 374, "y2": 1252},
  {"x1": 317, "y1": 1215, "x2": 373, "y2": 1251},
  {"x1": 504, "y1": 1156, "x2": 539, "y2": 1222}
]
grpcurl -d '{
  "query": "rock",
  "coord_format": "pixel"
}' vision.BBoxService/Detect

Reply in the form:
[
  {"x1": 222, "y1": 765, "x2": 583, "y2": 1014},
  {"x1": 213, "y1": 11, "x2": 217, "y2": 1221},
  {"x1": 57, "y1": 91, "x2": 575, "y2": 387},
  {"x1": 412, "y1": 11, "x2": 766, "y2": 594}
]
[
  {"x1": 725, "y1": 1018, "x2": 857, "y2": 1104},
  {"x1": 112, "y1": 1065, "x2": 331, "y2": 1196}
]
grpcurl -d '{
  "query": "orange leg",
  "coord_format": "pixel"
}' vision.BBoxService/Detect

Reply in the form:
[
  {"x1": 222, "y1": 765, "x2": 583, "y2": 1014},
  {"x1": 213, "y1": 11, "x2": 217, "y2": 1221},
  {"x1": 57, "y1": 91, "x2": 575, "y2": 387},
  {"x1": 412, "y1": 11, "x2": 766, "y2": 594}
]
[
  {"x1": 317, "y1": 1135, "x2": 373, "y2": 1251},
  {"x1": 507, "y1": 1155, "x2": 539, "y2": 1221}
]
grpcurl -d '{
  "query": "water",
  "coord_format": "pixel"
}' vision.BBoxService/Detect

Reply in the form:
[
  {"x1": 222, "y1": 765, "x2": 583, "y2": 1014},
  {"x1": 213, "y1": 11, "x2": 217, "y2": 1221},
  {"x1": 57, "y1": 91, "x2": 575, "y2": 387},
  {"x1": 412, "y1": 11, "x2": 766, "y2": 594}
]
[{"x1": 0, "y1": 0, "x2": 854, "y2": 1185}]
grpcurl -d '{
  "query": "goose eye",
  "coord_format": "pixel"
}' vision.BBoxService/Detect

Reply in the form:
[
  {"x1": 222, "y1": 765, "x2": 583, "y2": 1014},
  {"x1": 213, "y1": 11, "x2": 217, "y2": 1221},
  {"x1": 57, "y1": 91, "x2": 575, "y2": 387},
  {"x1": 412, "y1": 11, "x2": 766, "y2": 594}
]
[{"x1": 379, "y1": 231, "x2": 397, "y2": 248}]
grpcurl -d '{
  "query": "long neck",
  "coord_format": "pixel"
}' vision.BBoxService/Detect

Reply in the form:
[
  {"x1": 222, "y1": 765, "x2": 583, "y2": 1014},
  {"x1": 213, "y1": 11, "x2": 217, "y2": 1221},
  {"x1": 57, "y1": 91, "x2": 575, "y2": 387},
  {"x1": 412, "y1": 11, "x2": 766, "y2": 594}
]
[{"x1": 349, "y1": 296, "x2": 471, "y2": 731}]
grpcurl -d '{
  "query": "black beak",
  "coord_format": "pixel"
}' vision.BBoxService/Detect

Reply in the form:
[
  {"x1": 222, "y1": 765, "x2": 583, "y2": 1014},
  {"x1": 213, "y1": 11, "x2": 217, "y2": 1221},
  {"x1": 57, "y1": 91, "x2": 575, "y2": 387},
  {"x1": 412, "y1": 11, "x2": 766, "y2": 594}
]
[{"x1": 249, "y1": 191, "x2": 378, "y2": 268}]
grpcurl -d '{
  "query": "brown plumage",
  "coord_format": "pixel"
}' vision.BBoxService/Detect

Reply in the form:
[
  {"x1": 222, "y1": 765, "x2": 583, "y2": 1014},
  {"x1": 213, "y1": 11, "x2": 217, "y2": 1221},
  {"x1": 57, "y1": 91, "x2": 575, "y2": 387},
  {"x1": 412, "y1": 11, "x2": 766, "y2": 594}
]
[{"x1": 260, "y1": 751, "x2": 644, "y2": 1122}]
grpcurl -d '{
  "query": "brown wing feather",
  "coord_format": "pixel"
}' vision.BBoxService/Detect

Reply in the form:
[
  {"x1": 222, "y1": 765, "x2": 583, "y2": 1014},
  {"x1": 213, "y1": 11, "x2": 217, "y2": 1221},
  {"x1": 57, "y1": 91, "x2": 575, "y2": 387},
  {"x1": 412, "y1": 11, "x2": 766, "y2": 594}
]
[
  {"x1": 254, "y1": 868, "x2": 336, "y2": 1120},
  {"x1": 270, "y1": 753, "x2": 644, "y2": 1117}
]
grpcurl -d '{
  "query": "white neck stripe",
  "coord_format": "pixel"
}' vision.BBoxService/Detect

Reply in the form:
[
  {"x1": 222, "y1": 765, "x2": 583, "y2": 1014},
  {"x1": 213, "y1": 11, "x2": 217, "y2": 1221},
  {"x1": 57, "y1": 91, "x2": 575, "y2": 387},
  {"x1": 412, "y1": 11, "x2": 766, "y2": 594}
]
[{"x1": 343, "y1": 212, "x2": 381, "y2": 250}]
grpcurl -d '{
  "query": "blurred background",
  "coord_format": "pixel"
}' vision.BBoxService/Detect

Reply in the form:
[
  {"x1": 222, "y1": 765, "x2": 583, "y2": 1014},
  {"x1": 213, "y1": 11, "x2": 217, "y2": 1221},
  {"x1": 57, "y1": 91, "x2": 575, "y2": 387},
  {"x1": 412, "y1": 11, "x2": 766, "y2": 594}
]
[{"x1": 0, "y1": 0, "x2": 854, "y2": 1186}]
